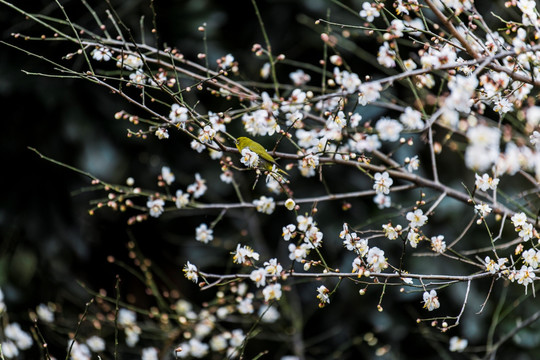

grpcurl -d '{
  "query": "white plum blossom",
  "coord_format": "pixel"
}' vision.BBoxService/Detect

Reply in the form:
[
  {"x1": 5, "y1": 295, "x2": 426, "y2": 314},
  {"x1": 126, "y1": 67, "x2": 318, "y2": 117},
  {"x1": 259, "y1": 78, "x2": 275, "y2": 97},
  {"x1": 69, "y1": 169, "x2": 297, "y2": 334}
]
[
  {"x1": 511, "y1": 212, "x2": 528, "y2": 227},
  {"x1": 359, "y1": 2, "x2": 380, "y2": 22},
  {"x1": 376, "y1": 117, "x2": 403, "y2": 142},
  {"x1": 400, "y1": 107, "x2": 424, "y2": 130},
  {"x1": 288, "y1": 243, "x2": 310, "y2": 262},
  {"x1": 382, "y1": 223, "x2": 401, "y2": 240},
  {"x1": 1, "y1": 341, "x2": 18, "y2": 359},
  {"x1": 530, "y1": 131, "x2": 540, "y2": 150},
  {"x1": 395, "y1": 0, "x2": 409, "y2": 15},
  {"x1": 373, "y1": 172, "x2": 393, "y2": 195},
  {"x1": 334, "y1": 69, "x2": 361, "y2": 92},
  {"x1": 36, "y1": 303, "x2": 54, "y2": 323},
  {"x1": 262, "y1": 283, "x2": 282, "y2": 301},
  {"x1": 515, "y1": 265, "x2": 536, "y2": 293},
  {"x1": 352, "y1": 257, "x2": 365, "y2": 274},
  {"x1": 431, "y1": 235, "x2": 446, "y2": 254},
  {"x1": 522, "y1": 248, "x2": 540, "y2": 269},
  {"x1": 484, "y1": 256, "x2": 508, "y2": 274},
  {"x1": 250, "y1": 268, "x2": 267, "y2": 287},
  {"x1": 198, "y1": 125, "x2": 216, "y2": 144},
  {"x1": 519, "y1": 222, "x2": 534, "y2": 241},
  {"x1": 384, "y1": 19, "x2": 405, "y2": 40},
  {"x1": 280, "y1": 88, "x2": 307, "y2": 113},
  {"x1": 493, "y1": 96, "x2": 513, "y2": 114},
  {"x1": 183, "y1": 261, "x2": 199, "y2": 283},
  {"x1": 351, "y1": 134, "x2": 381, "y2": 153},
  {"x1": 142, "y1": 347, "x2": 159, "y2": 360},
  {"x1": 211, "y1": 333, "x2": 229, "y2": 352},
  {"x1": 67, "y1": 340, "x2": 91, "y2": 360},
  {"x1": 284, "y1": 198, "x2": 296, "y2": 210},
  {"x1": 188, "y1": 338, "x2": 209, "y2": 358},
  {"x1": 445, "y1": 75, "x2": 478, "y2": 113},
  {"x1": 147, "y1": 198, "x2": 165, "y2": 218},
  {"x1": 206, "y1": 142, "x2": 223, "y2": 157},
  {"x1": 175, "y1": 190, "x2": 190, "y2": 209},
  {"x1": 289, "y1": 69, "x2": 311, "y2": 86},
  {"x1": 92, "y1": 47, "x2": 112, "y2": 61},
  {"x1": 195, "y1": 223, "x2": 214, "y2": 244},
  {"x1": 242, "y1": 108, "x2": 280, "y2": 136},
  {"x1": 117, "y1": 54, "x2": 143, "y2": 70},
  {"x1": 229, "y1": 329, "x2": 246, "y2": 352},
  {"x1": 349, "y1": 113, "x2": 362, "y2": 128},
  {"x1": 191, "y1": 139, "x2": 205, "y2": 153},
  {"x1": 405, "y1": 17, "x2": 425, "y2": 36},
  {"x1": 129, "y1": 69, "x2": 146, "y2": 85},
  {"x1": 219, "y1": 53, "x2": 235, "y2": 69},
  {"x1": 346, "y1": 236, "x2": 369, "y2": 256},
  {"x1": 377, "y1": 42, "x2": 396, "y2": 68},
  {"x1": 118, "y1": 309, "x2": 137, "y2": 326},
  {"x1": 316, "y1": 285, "x2": 330, "y2": 305},
  {"x1": 465, "y1": 125, "x2": 501, "y2": 171},
  {"x1": 406, "y1": 209, "x2": 428, "y2": 228},
  {"x1": 194, "y1": 313, "x2": 216, "y2": 339},
  {"x1": 161, "y1": 166, "x2": 175, "y2": 185},
  {"x1": 422, "y1": 290, "x2": 440, "y2": 311},
  {"x1": 358, "y1": 82, "x2": 382, "y2": 105},
  {"x1": 475, "y1": 203, "x2": 492, "y2": 217},
  {"x1": 468, "y1": 125, "x2": 501, "y2": 148},
  {"x1": 253, "y1": 196, "x2": 276, "y2": 214},
  {"x1": 155, "y1": 128, "x2": 169, "y2": 139},
  {"x1": 297, "y1": 215, "x2": 314, "y2": 232},
  {"x1": 305, "y1": 224, "x2": 324, "y2": 248},
  {"x1": 366, "y1": 247, "x2": 388, "y2": 272},
  {"x1": 240, "y1": 148, "x2": 260, "y2": 168},
  {"x1": 86, "y1": 336, "x2": 106, "y2": 352},
  {"x1": 233, "y1": 244, "x2": 260, "y2": 265},
  {"x1": 327, "y1": 110, "x2": 347, "y2": 132},
  {"x1": 220, "y1": 169, "x2": 234, "y2": 183},
  {"x1": 259, "y1": 305, "x2": 280, "y2": 323},
  {"x1": 207, "y1": 111, "x2": 227, "y2": 133},
  {"x1": 5, "y1": 323, "x2": 33, "y2": 350},
  {"x1": 406, "y1": 155, "x2": 420, "y2": 172},
  {"x1": 517, "y1": 0, "x2": 538, "y2": 25},
  {"x1": 449, "y1": 337, "x2": 468, "y2": 352},
  {"x1": 264, "y1": 258, "x2": 283, "y2": 275},
  {"x1": 403, "y1": 58, "x2": 417, "y2": 71},
  {"x1": 169, "y1": 104, "x2": 189, "y2": 126},
  {"x1": 526, "y1": 106, "x2": 540, "y2": 127},
  {"x1": 407, "y1": 231, "x2": 421, "y2": 248},
  {"x1": 260, "y1": 62, "x2": 271, "y2": 79},
  {"x1": 282, "y1": 224, "x2": 296, "y2": 241},
  {"x1": 373, "y1": 193, "x2": 391, "y2": 209},
  {"x1": 339, "y1": 222, "x2": 350, "y2": 239},
  {"x1": 475, "y1": 173, "x2": 499, "y2": 191},
  {"x1": 187, "y1": 173, "x2": 207, "y2": 199},
  {"x1": 298, "y1": 153, "x2": 319, "y2": 178}
]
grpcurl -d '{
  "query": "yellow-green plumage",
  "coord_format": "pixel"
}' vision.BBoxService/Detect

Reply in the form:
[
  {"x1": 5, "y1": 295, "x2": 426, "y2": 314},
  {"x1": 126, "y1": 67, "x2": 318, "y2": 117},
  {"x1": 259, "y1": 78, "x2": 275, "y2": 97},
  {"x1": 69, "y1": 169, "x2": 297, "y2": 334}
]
[{"x1": 236, "y1": 137, "x2": 288, "y2": 176}]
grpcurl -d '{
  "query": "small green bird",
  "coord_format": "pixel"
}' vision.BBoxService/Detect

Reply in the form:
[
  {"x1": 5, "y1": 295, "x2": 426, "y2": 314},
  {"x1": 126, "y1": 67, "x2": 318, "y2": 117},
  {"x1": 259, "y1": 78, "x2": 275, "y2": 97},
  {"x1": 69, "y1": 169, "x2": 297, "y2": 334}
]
[{"x1": 235, "y1": 136, "x2": 289, "y2": 176}]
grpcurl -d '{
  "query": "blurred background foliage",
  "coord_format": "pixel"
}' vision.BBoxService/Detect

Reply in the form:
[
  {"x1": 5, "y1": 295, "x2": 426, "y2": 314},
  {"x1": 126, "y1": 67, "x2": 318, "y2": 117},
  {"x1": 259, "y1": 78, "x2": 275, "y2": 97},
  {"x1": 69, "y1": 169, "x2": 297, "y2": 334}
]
[{"x1": 1, "y1": 0, "x2": 540, "y2": 359}]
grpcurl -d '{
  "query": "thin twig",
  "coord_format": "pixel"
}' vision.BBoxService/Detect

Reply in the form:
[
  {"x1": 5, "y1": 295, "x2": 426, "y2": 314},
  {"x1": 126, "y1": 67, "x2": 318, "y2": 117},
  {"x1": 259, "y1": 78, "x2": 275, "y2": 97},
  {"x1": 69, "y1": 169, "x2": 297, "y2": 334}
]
[{"x1": 485, "y1": 310, "x2": 540, "y2": 360}]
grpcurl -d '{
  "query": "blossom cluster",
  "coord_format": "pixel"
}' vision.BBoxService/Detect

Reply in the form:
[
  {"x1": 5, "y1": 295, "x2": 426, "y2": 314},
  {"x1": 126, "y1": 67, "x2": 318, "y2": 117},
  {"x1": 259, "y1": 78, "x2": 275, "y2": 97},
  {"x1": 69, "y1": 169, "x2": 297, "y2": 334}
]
[
  {"x1": 173, "y1": 299, "x2": 248, "y2": 359},
  {"x1": 282, "y1": 215, "x2": 324, "y2": 267},
  {"x1": 15, "y1": 0, "x2": 540, "y2": 357},
  {"x1": 87, "y1": 0, "x2": 540, "y2": 344},
  {"x1": 0, "y1": 289, "x2": 34, "y2": 359}
]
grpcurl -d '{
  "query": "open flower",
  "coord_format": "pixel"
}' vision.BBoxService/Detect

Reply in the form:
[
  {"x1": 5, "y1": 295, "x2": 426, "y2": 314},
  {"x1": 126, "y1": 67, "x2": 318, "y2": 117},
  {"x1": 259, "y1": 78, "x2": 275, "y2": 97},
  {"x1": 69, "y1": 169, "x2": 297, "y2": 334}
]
[{"x1": 422, "y1": 290, "x2": 440, "y2": 311}]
